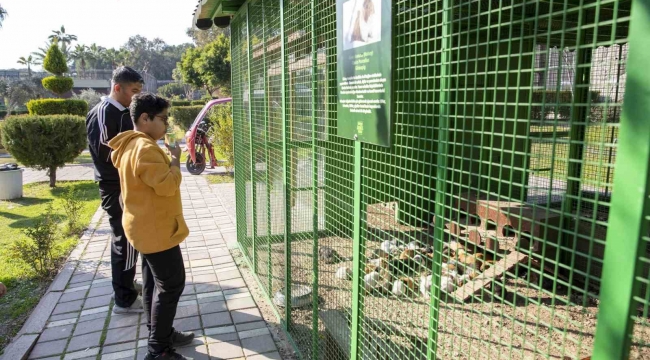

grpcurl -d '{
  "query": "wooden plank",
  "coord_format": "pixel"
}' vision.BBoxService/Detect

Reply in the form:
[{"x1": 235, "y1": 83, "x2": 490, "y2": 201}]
[{"x1": 450, "y1": 251, "x2": 529, "y2": 302}]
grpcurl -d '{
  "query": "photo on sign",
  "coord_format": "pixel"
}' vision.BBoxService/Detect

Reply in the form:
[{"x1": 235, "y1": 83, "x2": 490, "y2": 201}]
[{"x1": 343, "y1": 0, "x2": 381, "y2": 50}]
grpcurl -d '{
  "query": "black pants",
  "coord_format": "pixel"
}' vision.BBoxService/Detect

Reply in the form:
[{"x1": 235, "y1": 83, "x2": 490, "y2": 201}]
[
  {"x1": 142, "y1": 245, "x2": 186, "y2": 354},
  {"x1": 99, "y1": 183, "x2": 139, "y2": 308}
]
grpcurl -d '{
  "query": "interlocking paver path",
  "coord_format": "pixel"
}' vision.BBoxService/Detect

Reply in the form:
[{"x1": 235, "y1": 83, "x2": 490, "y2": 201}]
[{"x1": 8, "y1": 174, "x2": 282, "y2": 360}]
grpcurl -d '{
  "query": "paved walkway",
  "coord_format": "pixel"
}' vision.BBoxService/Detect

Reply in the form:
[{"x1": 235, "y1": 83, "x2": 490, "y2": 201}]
[{"x1": 4, "y1": 171, "x2": 282, "y2": 360}]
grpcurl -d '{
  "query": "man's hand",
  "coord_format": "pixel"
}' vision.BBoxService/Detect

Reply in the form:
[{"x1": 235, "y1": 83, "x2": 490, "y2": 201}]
[
  {"x1": 0, "y1": 282, "x2": 7, "y2": 297},
  {"x1": 166, "y1": 143, "x2": 181, "y2": 168}
]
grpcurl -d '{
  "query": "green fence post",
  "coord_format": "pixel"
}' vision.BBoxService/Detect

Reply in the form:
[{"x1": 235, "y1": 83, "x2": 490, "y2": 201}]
[
  {"x1": 593, "y1": 1, "x2": 650, "y2": 359},
  {"x1": 350, "y1": 140, "x2": 363, "y2": 360},
  {"x1": 262, "y1": 0, "x2": 273, "y2": 298},
  {"x1": 279, "y1": 0, "x2": 292, "y2": 329},
  {"x1": 246, "y1": 4, "x2": 258, "y2": 275},
  {"x1": 310, "y1": 0, "x2": 320, "y2": 358},
  {"x1": 427, "y1": 1, "x2": 452, "y2": 359}
]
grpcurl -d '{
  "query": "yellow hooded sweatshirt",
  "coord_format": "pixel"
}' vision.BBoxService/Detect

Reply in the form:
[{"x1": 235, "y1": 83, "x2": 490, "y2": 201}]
[{"x1": 108, "y1": 131, "x2": 189, "y2": 254}]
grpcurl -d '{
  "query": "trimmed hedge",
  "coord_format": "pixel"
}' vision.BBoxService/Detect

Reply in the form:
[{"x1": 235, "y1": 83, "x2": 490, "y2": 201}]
[
  {"x1": 42, "y1": 76, "x2": 74, "y2": 96},
  {"x1": 27, "y1": 99, "x2": 89, "y2": 116},
  {"x1": 191, "y1": 100, "x2": 208, "y2": 106},
  {"x1": 169, "y1": 106, "x2": 203, "y2": 131},
  {"x1": 0, "y1": 115, "x2": 87, "y2": 187},
  {"x1": 0, "y1": 110, "x2": 6, "y2": 119},
  {"x1": 170, "y1": 100, "x2": 192, "y2": 107}
]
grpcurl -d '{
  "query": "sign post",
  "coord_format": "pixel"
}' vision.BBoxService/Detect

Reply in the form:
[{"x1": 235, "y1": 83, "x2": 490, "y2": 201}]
[{"x1": 336, "y1": 0, "x2": 392, "y2": 147}]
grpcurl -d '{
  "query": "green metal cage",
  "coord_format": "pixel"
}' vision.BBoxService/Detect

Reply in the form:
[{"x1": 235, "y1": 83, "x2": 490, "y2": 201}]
[{"x1": 228, "y1": 0, "x2": 650, "y2": 359}]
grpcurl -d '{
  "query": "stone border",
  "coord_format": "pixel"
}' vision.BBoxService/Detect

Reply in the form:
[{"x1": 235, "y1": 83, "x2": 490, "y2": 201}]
[{"x1": 0, "y1": 206, "x2": 104, "y2": 360}]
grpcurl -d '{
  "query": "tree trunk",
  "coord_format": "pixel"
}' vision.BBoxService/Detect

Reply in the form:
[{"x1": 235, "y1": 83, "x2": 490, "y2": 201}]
[{"x1": 48, "y1": 167, "x2": 56, "y2": 187}]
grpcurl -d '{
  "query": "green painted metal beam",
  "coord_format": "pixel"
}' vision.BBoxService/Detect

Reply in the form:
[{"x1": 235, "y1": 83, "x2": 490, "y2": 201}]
[
  {"x1": 350, "y1": 140, "x2": 363, "y2": 360},
  {"x1": 310, "y1": 1, "x2": 320, "y2": 358},
  {"x1": 246, "y1": 4, "x2": 257, "y2": 275},
  {"x1": 279, "y1": 0, "x2": 292, "y2": 329},
  {"x1": 593, "y1": 1, "x2": 650, "y2": 359}
]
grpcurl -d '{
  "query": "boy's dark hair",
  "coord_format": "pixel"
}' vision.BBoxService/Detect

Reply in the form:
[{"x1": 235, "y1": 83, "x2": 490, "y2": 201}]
[
  {"x1": 130, "y1": 93, "x2": 170, "y2": 123},
  {"x1": 112, "y1": 66, "x2": 144, "y2": 85}
]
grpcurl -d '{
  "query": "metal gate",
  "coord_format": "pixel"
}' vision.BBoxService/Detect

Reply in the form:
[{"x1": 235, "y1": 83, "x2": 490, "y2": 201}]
[{"x1": 229, "y1": 1, "x2": 650, "y2": 359}]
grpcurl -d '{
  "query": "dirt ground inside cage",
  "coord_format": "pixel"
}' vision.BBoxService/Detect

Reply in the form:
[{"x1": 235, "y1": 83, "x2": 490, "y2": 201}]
[{"x1": 249, "y1": 202, "x2": 650, "y2": 360}]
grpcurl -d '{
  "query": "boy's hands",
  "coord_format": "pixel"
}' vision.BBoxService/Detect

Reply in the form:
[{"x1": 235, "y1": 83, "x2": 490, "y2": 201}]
[
  {"x1": 166, "y1": 142, "x2": 182, "y2": 158},
  {"x1": 166, "y1": 143, "x2": 181, "y2": 168}
]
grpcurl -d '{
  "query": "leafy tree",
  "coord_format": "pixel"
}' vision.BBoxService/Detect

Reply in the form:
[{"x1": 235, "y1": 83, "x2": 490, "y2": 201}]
[
  {"x1": 48, "y1": 25, "x2": 77, "y2": 58},
  {"x1": 186, "y1": 27, "x2": 230, "y2": 47},
  {"x1": 195, "y1": 35, "x2": 231, "y2": 96},
  {"x1": 158, "y1": 82, "x2": 190, "y2": 99},
  {"x1": 0, "y1": 115, "x2": 87, "y2": 187},
  {"x1": 2, "y1": 79, "x2": 45, "y2": 112},
  {"x1": 0, "y1": 4, "x2": 7, "y2": 29},
  {"x1": 176, "y1": 35, "x2": 231, "y2": 96},
  {"x1": 73, "y1": 88, "x2": 102, "y2": 109},
  {"x1": 17, "y1": 55, "x2": 41, "y2": 78},
  {"x1": 176, "y1": 47, "x2": 203, "y2": 90},
  {"x1": 120, "y1": 35, "x2": 192, "y2": 79}
]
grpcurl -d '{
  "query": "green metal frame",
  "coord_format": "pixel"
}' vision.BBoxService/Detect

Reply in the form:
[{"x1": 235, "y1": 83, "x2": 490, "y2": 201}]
[
  {"x1": 226, "y1": 0, "x2": 649, "y2": 359},
  {"x1": 593, "y1": 1, "x2": 650, "y2": 359}
]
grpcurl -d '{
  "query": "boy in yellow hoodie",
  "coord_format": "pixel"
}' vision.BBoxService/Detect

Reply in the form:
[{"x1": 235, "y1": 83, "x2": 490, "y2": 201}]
[{"x1": 109, "y1": 93, "x2": 193, "y2": 360}]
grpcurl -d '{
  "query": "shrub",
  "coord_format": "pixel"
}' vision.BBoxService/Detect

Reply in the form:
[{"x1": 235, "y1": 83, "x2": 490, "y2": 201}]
[
  {"x1": 0, "y1": 115, "x2": 87, "y2": 187},
  {"x1": 61, "y1": 187, "x2": 84, "y2": 235},
  {"x1": 9, "y1": 110, "x2": 28, "y2": 115},
  {"x1": 171, "y1": 100, "x2": 192, "y2": 107},
  {"x1": 27, "y1": 99, "x2": 88, "y2": 116},
  {"x1": 169, "y1": 105, "x2": 203, "y2": 131},
  {"x1": 208, "y1": 103, "x2": 234, "y2": 171},
  {"x1": 191, "y1": 100, "x2": 208, "y2": 106},
  {"x1": 43, "y1": 43, "x2": 69, "y2": 75},
  {"x1": 73, "y1": 88, "x2": 103, "y2": 109},
  {"x1": 42, "y1": 76, "x2": 74, "y2": 96},
  {"x1": 10, "y1": 205, "x2": 60, "y2": 278},
  {"x1": 158, "y1": 82, "x2": 188, "y2": 99},
  {"x1": 0, "y1": 110, "x2": 6, "y2": 119}
]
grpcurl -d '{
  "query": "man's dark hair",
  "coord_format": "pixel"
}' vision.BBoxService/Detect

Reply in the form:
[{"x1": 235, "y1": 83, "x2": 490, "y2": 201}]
[
  {"x1": 130, "y1": 93, "x2": 170, "y2": 123},
  {"x1": 112, "y1": 66, "x2": 144, "y2": 85}
]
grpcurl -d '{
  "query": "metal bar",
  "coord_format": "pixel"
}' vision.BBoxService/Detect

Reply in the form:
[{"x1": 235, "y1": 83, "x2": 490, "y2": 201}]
[
  {"x1": 246, "y1": 3, "x2": 258, "y2": 274},
  {"x1": 563, "y1": 21, "x2": 591, "y2": 219},
  {"x1": 350, "y1": 140, "x2": 362, "y2": 360},
  {"x1": 279, "y1": 0, "x2": 292, "y2": 329},
  {"x1": 427, "y1": 1, "x2": 452, "y2": 358},
  {"x1": 604, "y1": 44, "x2": 624, "y2": 196},
  {"x1": 593, "y1": 1, "x2": 650, "y2": 358},
  {"x1": 310, "y1": 0, "x2": 319, "y2": 358},
  {"x1": 262, "y1": 0, "x2": 273, "y2": 296}
]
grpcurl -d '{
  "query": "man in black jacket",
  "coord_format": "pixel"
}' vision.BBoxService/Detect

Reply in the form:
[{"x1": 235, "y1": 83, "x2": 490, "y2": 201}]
[{"x1": 87, "y1": 67, "x2": 144, "y2": 314}]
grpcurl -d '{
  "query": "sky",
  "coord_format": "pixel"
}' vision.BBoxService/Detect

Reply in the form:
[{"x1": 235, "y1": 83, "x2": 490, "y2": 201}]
[{"x1": 0, "y1": 0, "x2": 199, "y2": 70}]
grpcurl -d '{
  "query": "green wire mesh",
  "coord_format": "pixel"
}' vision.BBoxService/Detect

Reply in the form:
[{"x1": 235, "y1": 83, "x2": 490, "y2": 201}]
[{"x1": 228, "y1": 0, "x2": 648, "y2": 359}]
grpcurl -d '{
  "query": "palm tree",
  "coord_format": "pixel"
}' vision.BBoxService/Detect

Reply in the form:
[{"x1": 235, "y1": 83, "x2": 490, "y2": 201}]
[
  {"x1": 88, "y1": 43, "x2": 106, "y2": 69},
  {"x1": 103, "y1": 48, "x2": 129, "y2": 69},
  {"x1": 0, "y1": 4, "x2": 7, "y2": 29},
  {"x1": 70, "y1": 45, "x2": 91, "y2": 77},
  {"x1": 17, "y1": 55, "x2": 40, "y2": 78},
  {"x1": 48, "y1": 26, "x2": 77, "y2": 58},
  {"x1": 32, "y1": 41, "x2": 53, "y2": 63}
]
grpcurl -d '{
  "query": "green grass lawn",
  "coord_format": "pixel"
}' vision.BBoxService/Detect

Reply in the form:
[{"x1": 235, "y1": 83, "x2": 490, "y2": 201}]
[
  {"x1": 0, "y1": 181, "x2": 101, "y2": 351},
  {"x1": 528, "y1": 124, "x2": 618, "y2": 189}
]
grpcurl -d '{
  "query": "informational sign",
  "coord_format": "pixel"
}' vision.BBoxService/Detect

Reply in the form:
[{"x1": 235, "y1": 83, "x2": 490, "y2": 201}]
[{"x1": 336, "y1": 0, "x2": 392, "y2": 147}]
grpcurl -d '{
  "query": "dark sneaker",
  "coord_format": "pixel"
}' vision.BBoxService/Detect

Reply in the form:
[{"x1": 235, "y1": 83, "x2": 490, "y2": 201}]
[
  {"x1": 172, "y1": 329, "x2": 195, "y2": 347},
  {"x1": 143, "y1": 349, "x2": 192, "y2": 360}
]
